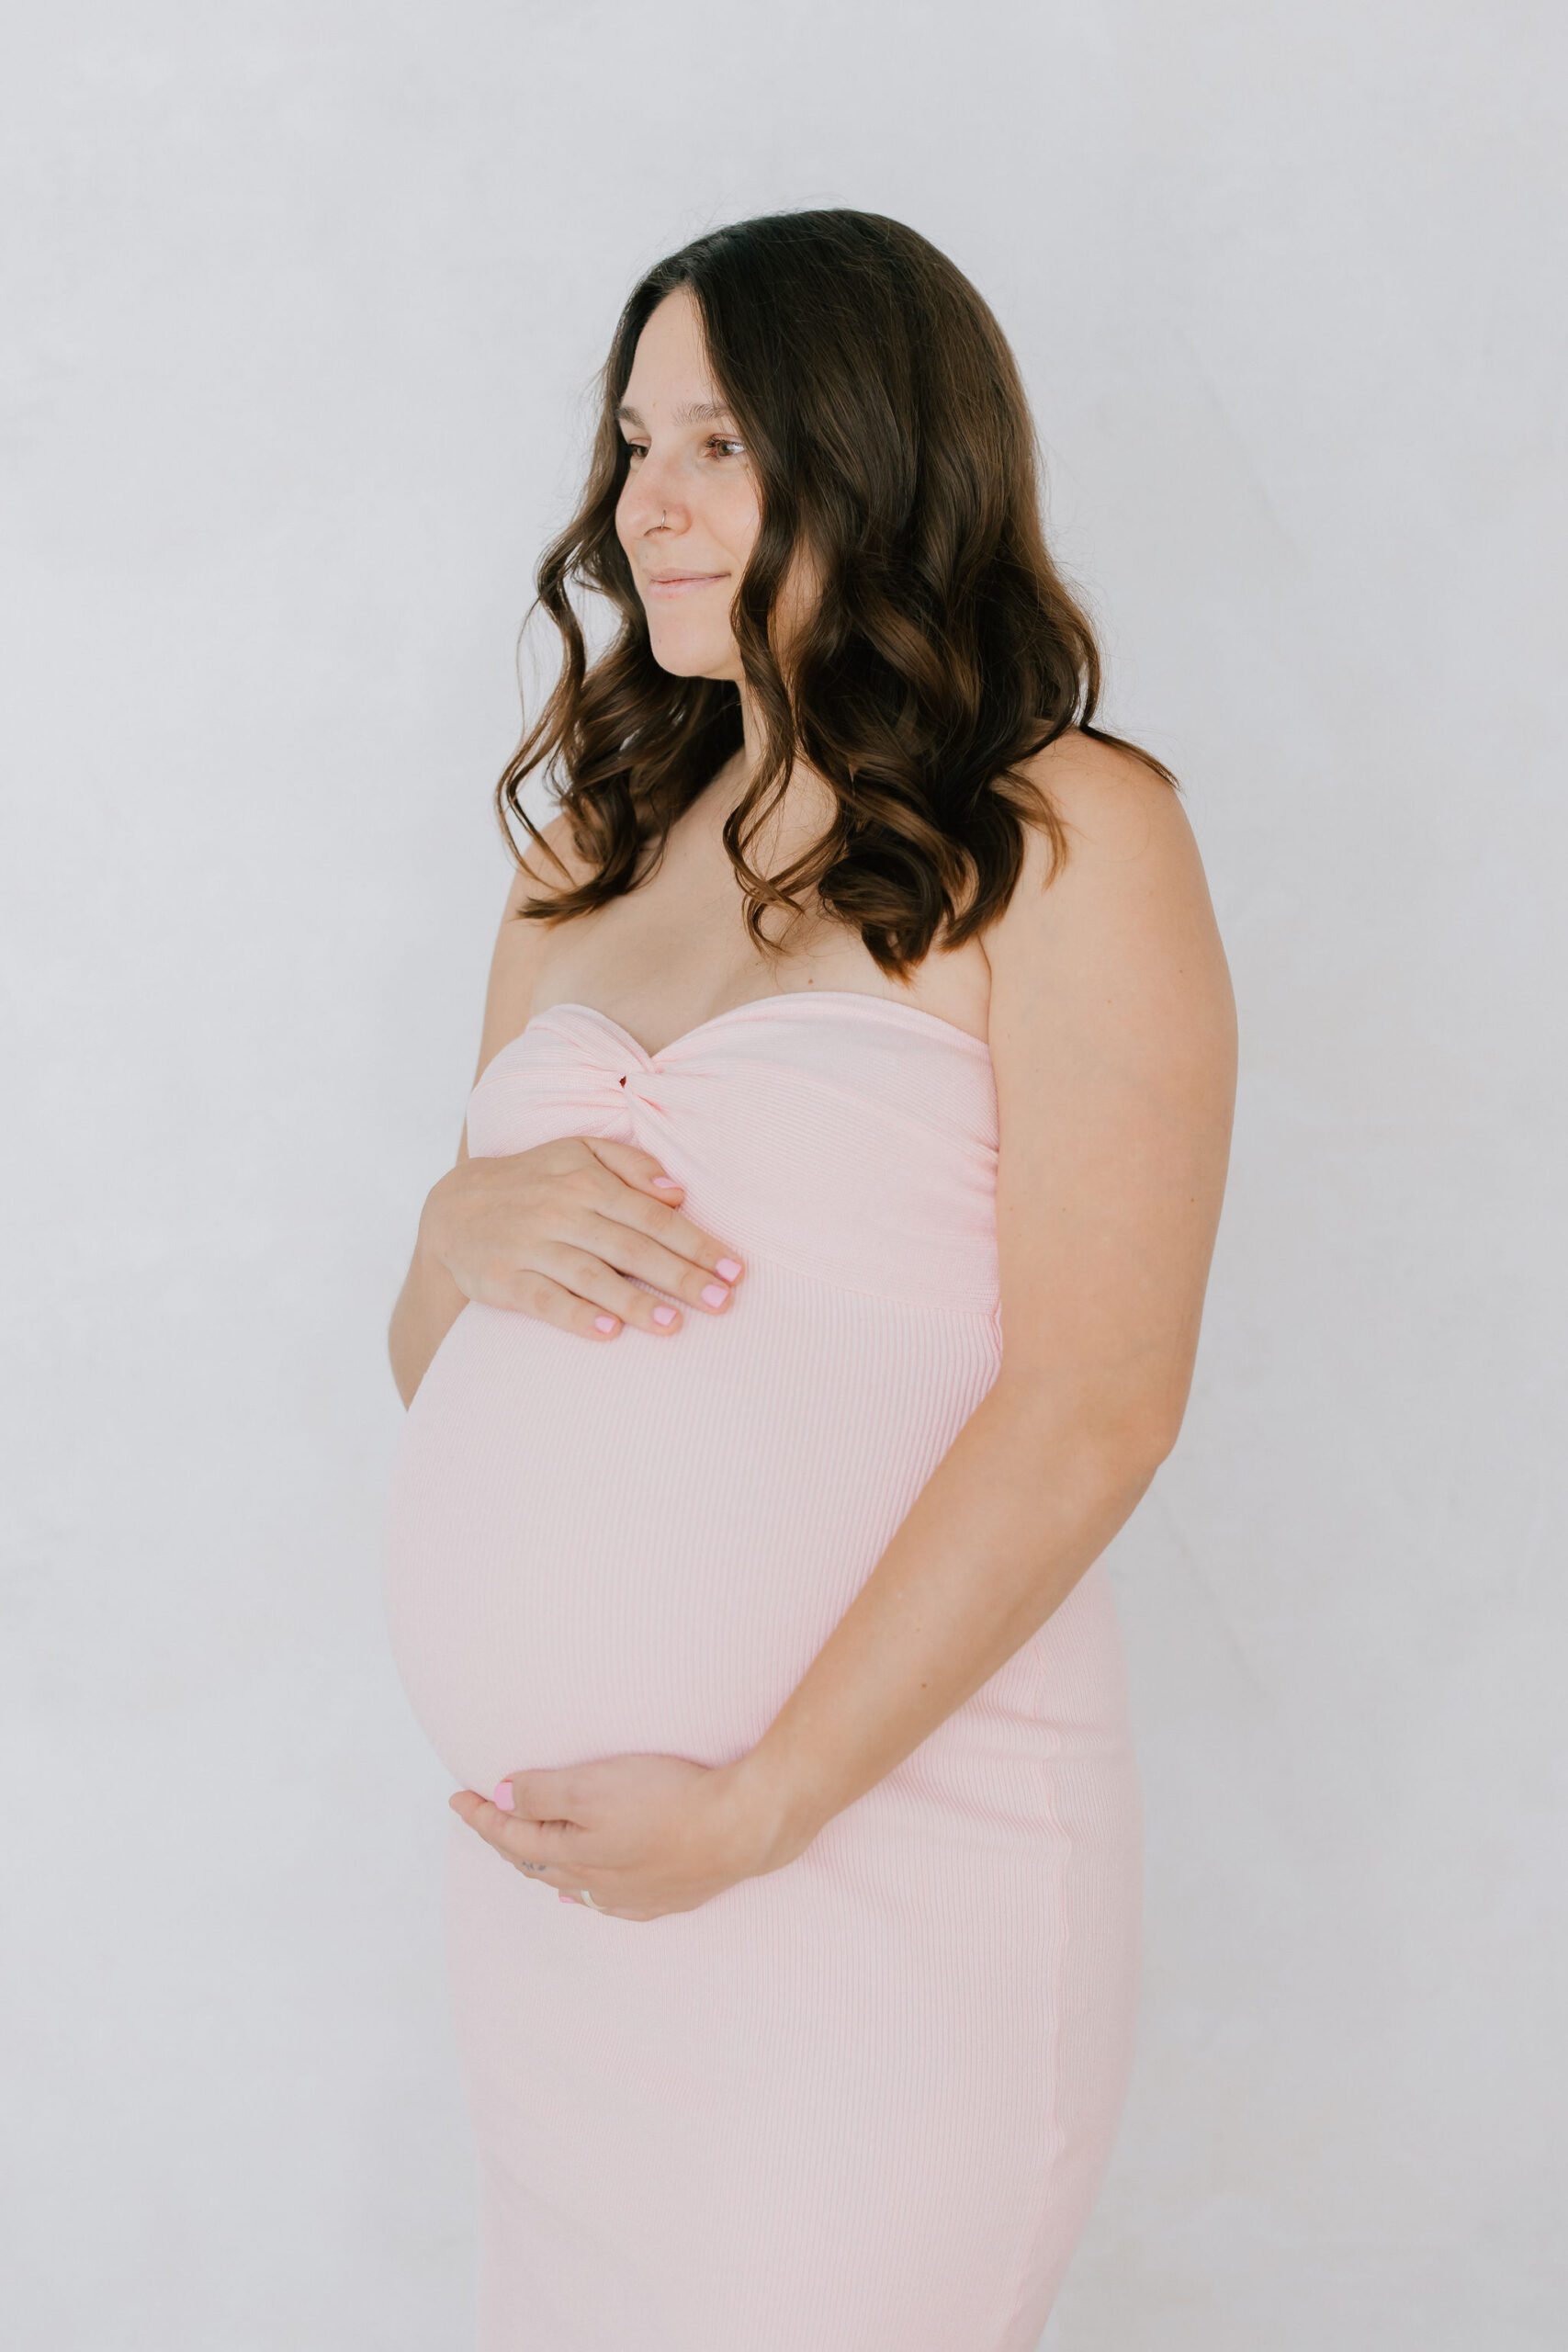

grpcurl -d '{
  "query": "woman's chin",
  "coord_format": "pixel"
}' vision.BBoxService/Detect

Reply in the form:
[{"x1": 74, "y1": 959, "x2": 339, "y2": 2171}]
[{"x1": 644, "y1": 628, "x2": 740, "y2": 684}]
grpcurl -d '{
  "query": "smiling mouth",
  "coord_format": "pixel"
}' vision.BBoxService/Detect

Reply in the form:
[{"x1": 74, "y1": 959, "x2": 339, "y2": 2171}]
[{"x1": 645, "y1": 572, "x2": 728, "y2": 595}]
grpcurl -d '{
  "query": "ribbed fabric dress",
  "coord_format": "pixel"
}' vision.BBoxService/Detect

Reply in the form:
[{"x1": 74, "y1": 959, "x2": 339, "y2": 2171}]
[{"x1": 382, "y1": 992, "x2": 1143, "y2": 2352}]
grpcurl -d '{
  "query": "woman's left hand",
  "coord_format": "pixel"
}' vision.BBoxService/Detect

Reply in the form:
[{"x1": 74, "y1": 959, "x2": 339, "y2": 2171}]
[{"x1": 449, "y1": 1751, "x2": 788, "y2": 1919}]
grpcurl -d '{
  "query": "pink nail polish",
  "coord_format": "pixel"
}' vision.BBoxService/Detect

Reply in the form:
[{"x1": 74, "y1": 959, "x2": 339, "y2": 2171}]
[
  {"x1": 702, "y1": 1282, "x2": 728, "y2": 1307},
  {"x1": 491, "y1": 1780, "x2": 515, "y2": 1811},
  {"x1": 558, "y1": 1890, "x2": 572, "y2": 1903},
  {"x1": 593, "y1": 1315, "x2": 617, "y2": 1333},
  {"x1": 651, "y1": 1176, "x2": 682, "y2": 1191},
  {"x1": 652, "y1": 1304, "x2": 677, "y2": 1326},
  {"x1": 716, "y1": 1258, "x2": 742, "y2": 1281}
]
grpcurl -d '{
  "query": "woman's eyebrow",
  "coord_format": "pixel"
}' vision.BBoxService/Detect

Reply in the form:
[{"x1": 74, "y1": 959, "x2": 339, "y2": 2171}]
[{"x1": 615, "y1": 400, "x2": 735, "y2": 429}]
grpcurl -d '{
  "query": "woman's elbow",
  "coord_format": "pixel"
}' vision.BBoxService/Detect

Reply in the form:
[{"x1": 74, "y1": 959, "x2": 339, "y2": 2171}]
[{"x1": 1000, "y1": 1372, "x2": 1191, "y2": 1495}]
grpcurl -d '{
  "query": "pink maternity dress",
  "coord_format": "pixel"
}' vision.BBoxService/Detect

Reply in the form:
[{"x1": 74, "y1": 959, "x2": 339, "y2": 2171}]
[{"x1": 383, "y1": 991, "x2": 1142, "y2": 2352}]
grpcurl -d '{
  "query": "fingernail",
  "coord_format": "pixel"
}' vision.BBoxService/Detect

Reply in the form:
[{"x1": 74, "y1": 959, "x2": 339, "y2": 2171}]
[
  {"x1": 715, "y1": 1258, "x2": 742, "y2": 1281},
  {"x1": 651, "y1": 1176, "x2": 682, "y2": 1191},
  {"x1": 701, "y1": 1282, "x2": 728, "y2": 1307},
  {"x1": 593, "y1": 1315, "x2": 617, "y2": 1333},
  {"x1": 491, "y1": 1780, "x2": 515, "y2": 1811},
  {"x1": 652, "y1": 1304, "x2": 677, "y2": 1326},
  {"x1": 558, "y1": 1890, "x2": 573, "y2": 1904}
]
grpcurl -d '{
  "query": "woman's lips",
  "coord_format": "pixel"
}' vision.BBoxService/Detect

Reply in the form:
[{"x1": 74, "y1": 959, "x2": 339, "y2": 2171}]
[{"x1": 645, "y1": 573, "x2": 728, "y2": 598}]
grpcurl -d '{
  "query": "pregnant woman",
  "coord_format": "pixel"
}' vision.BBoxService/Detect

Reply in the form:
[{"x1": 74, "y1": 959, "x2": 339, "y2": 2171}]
[{"x1": 384, "y1": 209, "x2": 1235, "y2": 2351}]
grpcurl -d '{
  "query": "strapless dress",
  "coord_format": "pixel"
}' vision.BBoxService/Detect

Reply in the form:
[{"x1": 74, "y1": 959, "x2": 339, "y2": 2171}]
[{"x1": 383, "y1": 991, "x2": 1142, "y2": 2352}]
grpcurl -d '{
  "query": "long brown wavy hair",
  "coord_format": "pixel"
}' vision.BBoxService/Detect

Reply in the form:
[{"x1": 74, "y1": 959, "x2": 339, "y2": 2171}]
[{"x1": 495, "y1": 207, "x2": 1176, "y2": 978}]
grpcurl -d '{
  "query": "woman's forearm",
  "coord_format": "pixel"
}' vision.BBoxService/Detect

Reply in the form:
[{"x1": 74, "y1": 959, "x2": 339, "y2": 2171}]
[
  {"x1": 388, "y1": 1228, "x2": 468, "y2": 1408},
  {"x1": 732, "y1": 1374, "x2": 1172, "y2": 1861}
]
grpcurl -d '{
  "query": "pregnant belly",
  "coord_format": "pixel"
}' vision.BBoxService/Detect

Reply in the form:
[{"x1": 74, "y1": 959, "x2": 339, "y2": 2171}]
[{"x1": 382, "y1": 1261, "x2": 1002, "y2": 1794}]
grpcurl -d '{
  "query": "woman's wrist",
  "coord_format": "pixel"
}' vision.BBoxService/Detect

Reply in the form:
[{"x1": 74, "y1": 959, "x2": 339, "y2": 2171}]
[{"x1": 716, "y1": 1743, "x2": 837, "y2": 1877}]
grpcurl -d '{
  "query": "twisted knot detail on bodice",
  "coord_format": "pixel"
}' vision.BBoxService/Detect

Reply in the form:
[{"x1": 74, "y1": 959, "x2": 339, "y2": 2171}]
[{"x1": 466, "y1": 994, "x2": 1000, "y2": 1316}]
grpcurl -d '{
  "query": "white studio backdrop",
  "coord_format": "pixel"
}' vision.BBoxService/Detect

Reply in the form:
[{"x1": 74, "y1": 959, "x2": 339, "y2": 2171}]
[{"x1": 3, "y1": 4, "x2": 1563, "y2": 2346}]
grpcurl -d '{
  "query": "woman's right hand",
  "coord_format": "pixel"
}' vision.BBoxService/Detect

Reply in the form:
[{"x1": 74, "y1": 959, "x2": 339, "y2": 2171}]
[{"x1": 416, "y1": 1136, "x2": 746, "y2": 1341}]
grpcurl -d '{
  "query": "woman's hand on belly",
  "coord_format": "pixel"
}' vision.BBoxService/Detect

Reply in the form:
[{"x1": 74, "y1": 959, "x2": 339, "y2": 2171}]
[
  {"x1": 449, "y1": 1749, "x2": 794, "y2": 1920},
  {"x1": 420, "y1": 1134, "x2": 746, "y2": 1342}
]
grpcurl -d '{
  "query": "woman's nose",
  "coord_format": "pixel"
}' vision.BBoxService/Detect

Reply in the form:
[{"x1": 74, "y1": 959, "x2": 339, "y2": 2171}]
[{"x1": 620, "y1": 449, "x2": 686, "y2": 537}]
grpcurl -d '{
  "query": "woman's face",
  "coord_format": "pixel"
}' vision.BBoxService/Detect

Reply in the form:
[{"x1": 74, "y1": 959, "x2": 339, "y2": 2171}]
[{"x1": 614, "y1": 288, "x2": 760, "y2": 684}]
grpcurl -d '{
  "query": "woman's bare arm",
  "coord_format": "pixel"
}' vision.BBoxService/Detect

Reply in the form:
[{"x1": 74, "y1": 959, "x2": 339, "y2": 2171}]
[{"x1": 731, "y1": 735, "x2": 1238, "y2": 1854}]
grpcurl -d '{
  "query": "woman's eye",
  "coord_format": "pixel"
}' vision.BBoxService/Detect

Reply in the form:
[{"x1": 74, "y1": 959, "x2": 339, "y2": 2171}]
[{"x1": 620, "y1": 435, "x2": 742, "y2": 465}]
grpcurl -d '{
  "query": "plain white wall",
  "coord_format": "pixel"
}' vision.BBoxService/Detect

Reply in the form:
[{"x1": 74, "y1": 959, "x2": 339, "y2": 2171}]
[{"x1": 4, "y1": 4, "x2": 1563, "y2": 2346}]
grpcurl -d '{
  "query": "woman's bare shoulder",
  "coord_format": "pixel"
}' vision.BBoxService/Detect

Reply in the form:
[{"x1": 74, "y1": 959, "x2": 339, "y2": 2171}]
[
  {"x1": 1021, "y1": 725, "x2": 1192, "y2": 862},
  {"x1": 982, "y1": 726, "x2": 1233, "y2": 1052},
  {"x1": 982, "y1": 727, "x2": 1208, "y2": 922},
  {"x1": 471, "y1": 808, "x2": 596, "y2": 1086},
  {"x1": 505, "y1": 804, "x2": 596, "y2": 911}
]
